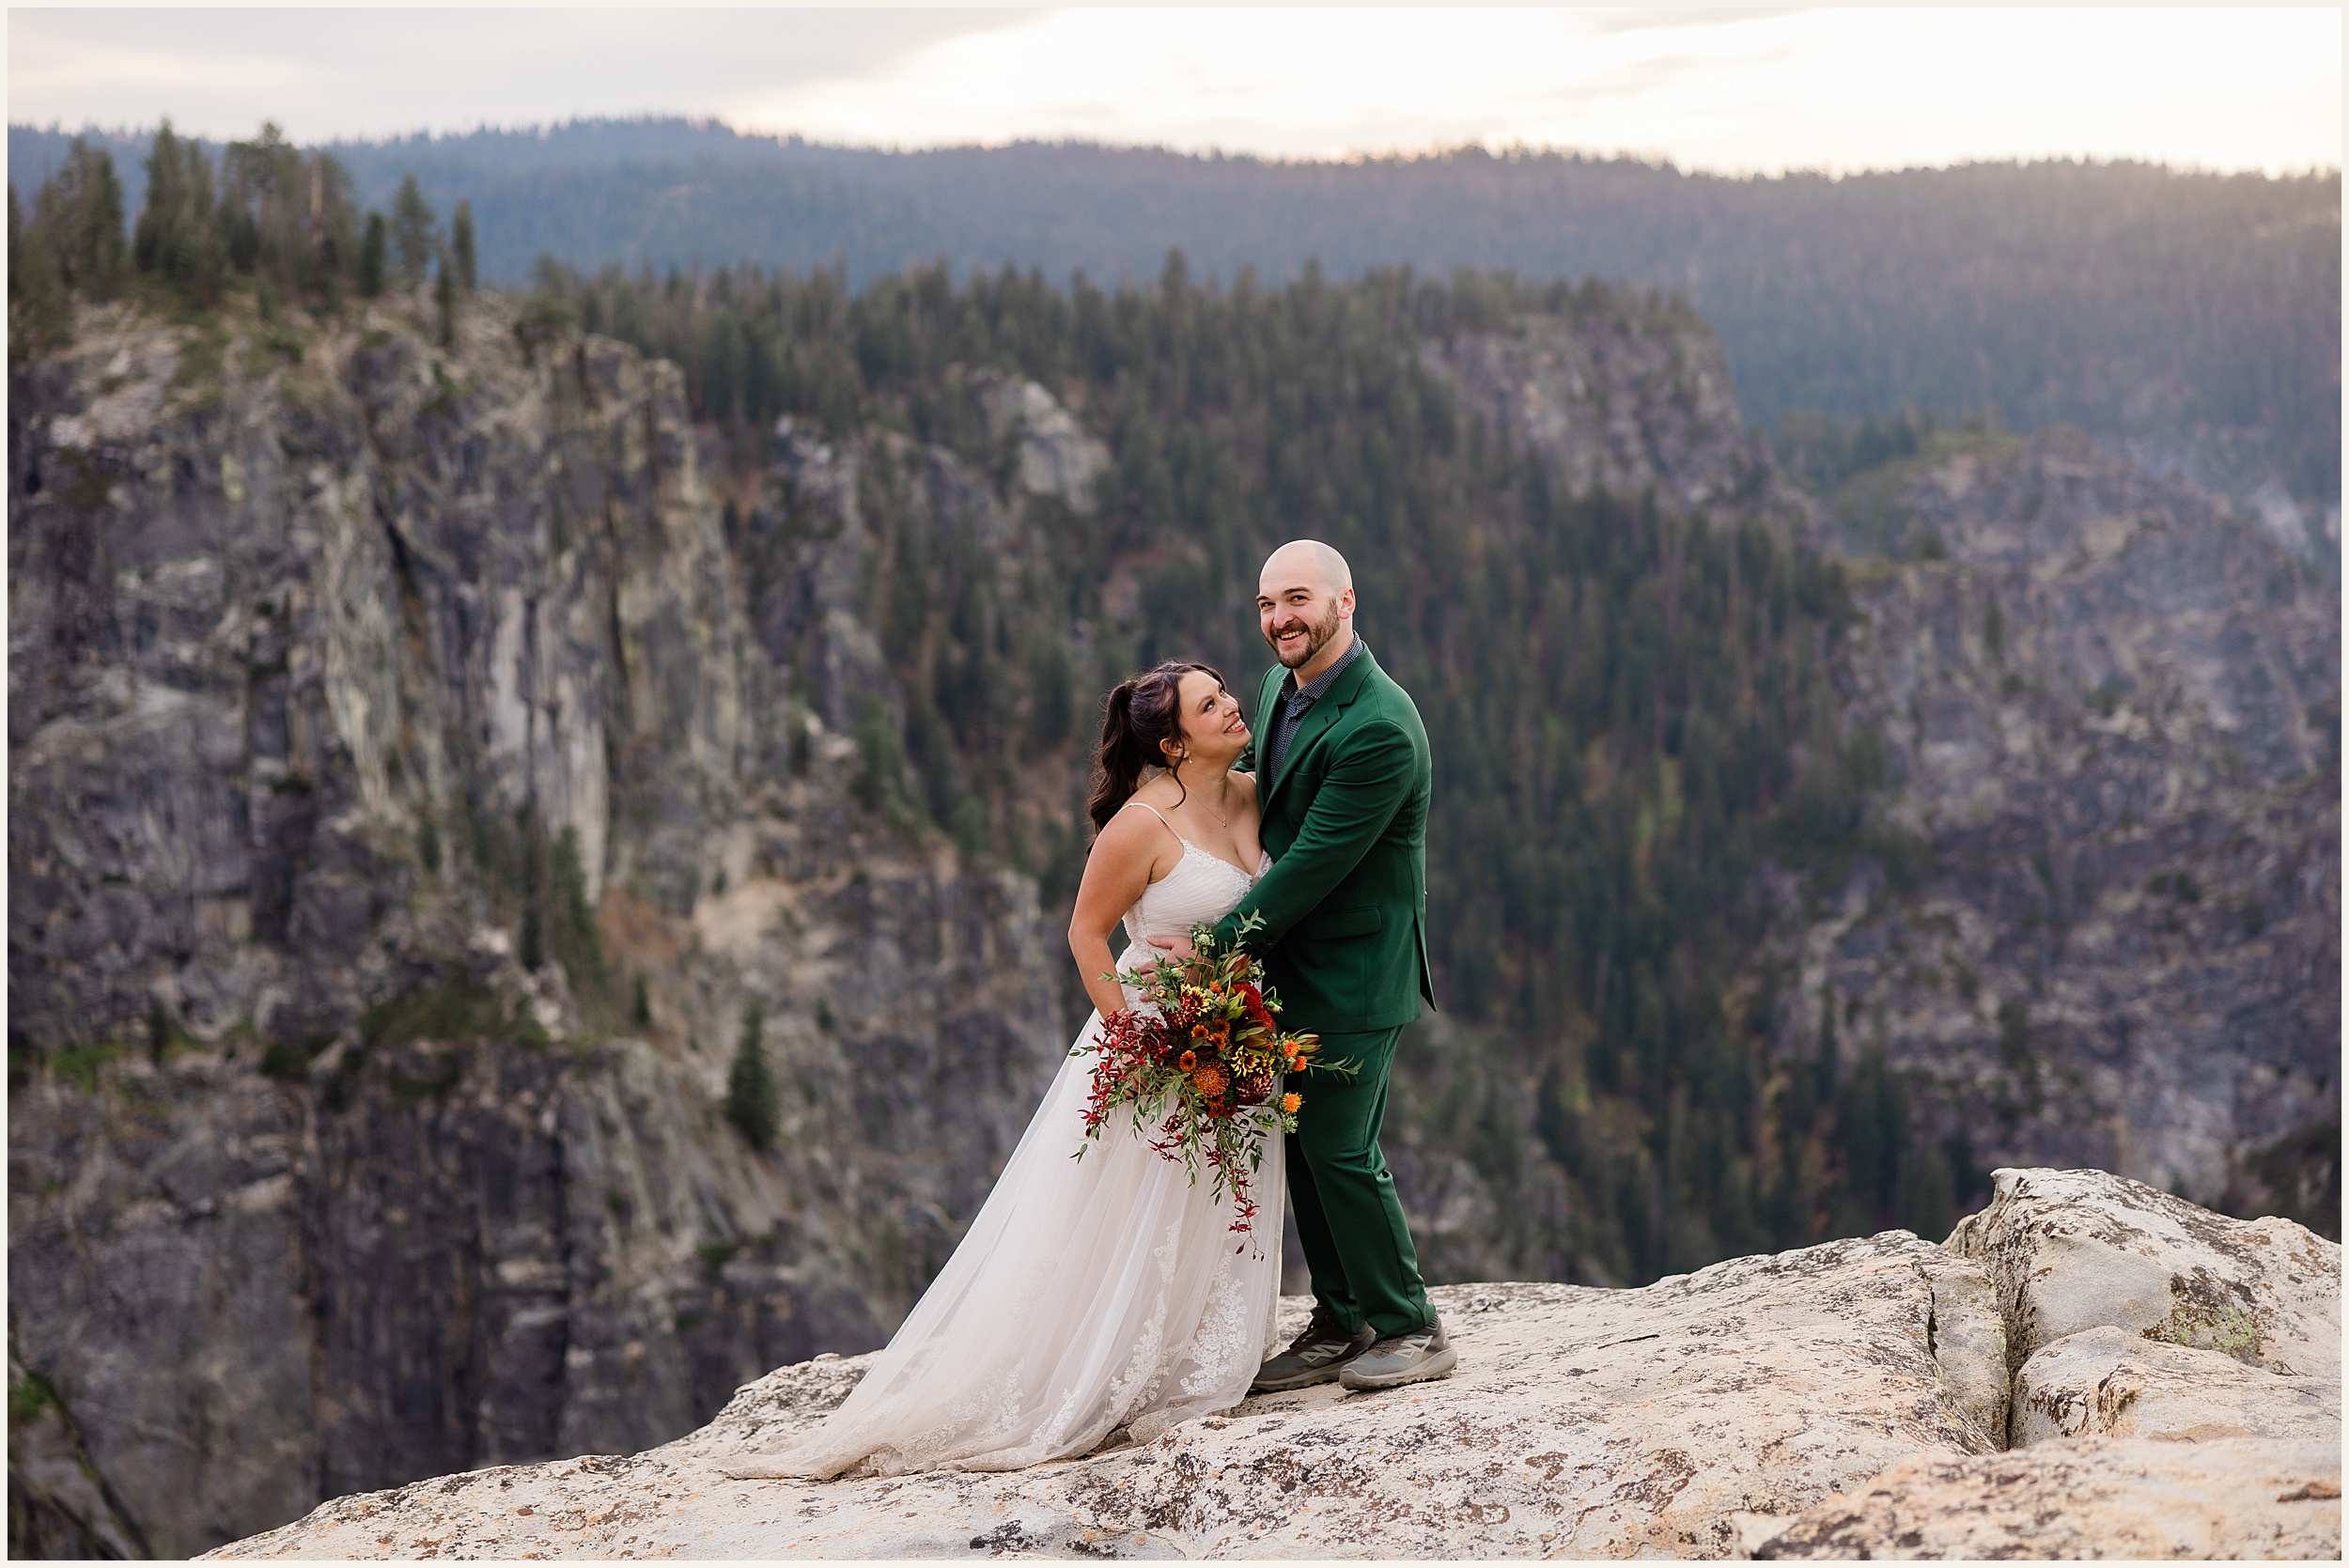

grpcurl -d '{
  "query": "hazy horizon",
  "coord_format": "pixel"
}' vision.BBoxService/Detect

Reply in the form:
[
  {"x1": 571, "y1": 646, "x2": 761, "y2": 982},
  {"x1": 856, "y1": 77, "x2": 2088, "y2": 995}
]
[
  {"x1": 15, "y1": 114, "x2": 2343, "y2": 182},
  {"x1": 8, "y1": 8, "x2": 2339, "y2": 179}
]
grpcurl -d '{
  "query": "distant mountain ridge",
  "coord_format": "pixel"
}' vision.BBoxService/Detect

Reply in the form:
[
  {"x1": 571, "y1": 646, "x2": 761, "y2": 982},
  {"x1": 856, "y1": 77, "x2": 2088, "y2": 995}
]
[{"x1": 10, "y1": 116, "x2": 2341, "y2": 517}]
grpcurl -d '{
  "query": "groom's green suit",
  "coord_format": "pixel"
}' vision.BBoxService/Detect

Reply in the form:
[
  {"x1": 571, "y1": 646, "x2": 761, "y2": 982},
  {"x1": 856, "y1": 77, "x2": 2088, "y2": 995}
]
[{"x1": 1209, "y1": 644, "x2": 1437, "y2": 1340}]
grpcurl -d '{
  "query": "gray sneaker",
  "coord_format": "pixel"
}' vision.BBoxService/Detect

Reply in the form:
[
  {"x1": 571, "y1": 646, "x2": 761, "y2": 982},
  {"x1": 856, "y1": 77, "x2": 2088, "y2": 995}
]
[
  {"x1": 1338, "y1": 1317, "x2": 1457, "y2": 1390},
  {"x1": 1251, "y1": 1307, "x2": 1378, "y2": 1392}
]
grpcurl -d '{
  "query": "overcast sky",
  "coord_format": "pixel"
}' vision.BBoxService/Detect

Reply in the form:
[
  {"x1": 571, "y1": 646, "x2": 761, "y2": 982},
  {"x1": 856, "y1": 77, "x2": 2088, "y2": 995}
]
[{"x1": 8, "y1": 6, "x2": 2340, "y2": 175}]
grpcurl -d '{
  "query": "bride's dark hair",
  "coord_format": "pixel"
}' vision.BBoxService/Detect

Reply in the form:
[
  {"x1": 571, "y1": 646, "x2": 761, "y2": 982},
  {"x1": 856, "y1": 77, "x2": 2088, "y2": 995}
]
[{"x1": 1088, "y1": 661, "x2": 1226, "y2": 832}]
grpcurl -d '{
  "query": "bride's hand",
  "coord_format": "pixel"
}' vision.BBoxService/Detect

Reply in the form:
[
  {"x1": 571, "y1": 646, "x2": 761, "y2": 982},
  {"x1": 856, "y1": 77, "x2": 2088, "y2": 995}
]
[{"x1": 1145, "y1": 932, "x2": 1196, "y2": 962}]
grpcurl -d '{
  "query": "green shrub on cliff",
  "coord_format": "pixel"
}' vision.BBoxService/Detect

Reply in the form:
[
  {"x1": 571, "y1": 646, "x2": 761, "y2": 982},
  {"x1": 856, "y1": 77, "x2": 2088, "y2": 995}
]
[{"x1": 725, "y1": 1002, "x2": 780, "y2": 1151}]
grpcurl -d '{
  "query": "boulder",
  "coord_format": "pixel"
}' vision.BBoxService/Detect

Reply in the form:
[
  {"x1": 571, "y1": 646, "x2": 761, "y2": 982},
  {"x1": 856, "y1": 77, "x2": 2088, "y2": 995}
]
[
  {"x1": 1947, "y1": 1167, "x2": 2341, "y2": 1380},
  {"x1": 2012, "y1": 1324, "x2": 2340, "y2": 1447},
  {"x1": 209, "y1": 1239, "x2": 2005, "y2": 1560},
  {"x1": 1751, "y1": 1437, "x2": 2341, "y2": 1560}
]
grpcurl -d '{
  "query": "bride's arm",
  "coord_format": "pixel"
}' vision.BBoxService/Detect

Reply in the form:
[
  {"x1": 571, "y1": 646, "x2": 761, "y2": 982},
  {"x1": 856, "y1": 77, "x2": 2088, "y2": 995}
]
[{"x1": 1067, "y1": 811, "x2": 1168, "y2": 1019}]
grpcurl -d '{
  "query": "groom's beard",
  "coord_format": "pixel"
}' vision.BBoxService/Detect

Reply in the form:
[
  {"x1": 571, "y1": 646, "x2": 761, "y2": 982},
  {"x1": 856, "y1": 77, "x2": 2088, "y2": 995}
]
[{"x1": 1267, "y1": 600, "x2": 1346, "y2": 670}]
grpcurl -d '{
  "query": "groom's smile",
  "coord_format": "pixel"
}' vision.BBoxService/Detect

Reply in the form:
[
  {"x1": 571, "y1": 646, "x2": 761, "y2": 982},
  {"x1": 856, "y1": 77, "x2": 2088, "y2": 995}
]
[{"x1": 1256, "y1": 539, "x2": 1358, "y2": 678}]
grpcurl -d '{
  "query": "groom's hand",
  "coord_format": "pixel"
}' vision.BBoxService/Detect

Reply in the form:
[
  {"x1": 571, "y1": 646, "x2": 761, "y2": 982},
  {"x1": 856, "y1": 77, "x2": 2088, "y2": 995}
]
[{"x1": 1146, "y1": 932, "x2": 1197, "y2": 962}]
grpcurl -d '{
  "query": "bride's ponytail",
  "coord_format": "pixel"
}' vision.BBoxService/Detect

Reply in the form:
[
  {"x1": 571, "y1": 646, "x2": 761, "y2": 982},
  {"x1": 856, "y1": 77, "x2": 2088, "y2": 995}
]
[{"x1": 1087, "y1": 661, "x2": 1223, "y2": 832}]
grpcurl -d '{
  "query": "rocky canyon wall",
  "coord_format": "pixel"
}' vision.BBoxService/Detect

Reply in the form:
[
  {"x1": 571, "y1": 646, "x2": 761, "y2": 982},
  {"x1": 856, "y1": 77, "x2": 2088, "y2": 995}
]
[
  {"x1": 8, "y1": 291, "x2": 1081, "y2": 1556},
  {"x1": 1783, "y1": 427, "x2": 2338, "y2": 1220}
]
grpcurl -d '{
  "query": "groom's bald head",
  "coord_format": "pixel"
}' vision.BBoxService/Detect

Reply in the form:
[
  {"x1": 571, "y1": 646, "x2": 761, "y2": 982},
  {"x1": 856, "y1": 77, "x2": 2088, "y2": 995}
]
[
  {"x1": 1257, "y1": 539, "x2": 1358, "y2": 674},
  {"x1": 1261, "y1": 539, "x2": 1352, "y2": 597}
]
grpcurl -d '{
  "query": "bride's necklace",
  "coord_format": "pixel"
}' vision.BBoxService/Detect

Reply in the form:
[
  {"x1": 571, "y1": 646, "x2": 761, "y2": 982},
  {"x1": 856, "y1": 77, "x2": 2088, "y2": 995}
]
[{"x1": 1180, "y1": 768, "x2": 1232, "y2": 828}]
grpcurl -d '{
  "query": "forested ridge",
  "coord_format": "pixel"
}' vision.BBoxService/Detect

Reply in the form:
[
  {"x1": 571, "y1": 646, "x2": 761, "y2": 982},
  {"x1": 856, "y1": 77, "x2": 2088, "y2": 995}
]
[
  {"x1": 6, "y1": 128, "x2": 2311, "y2": 1286},
  {"x1": 12, "y1": 118, "x2": 2338, "y2": 509}
]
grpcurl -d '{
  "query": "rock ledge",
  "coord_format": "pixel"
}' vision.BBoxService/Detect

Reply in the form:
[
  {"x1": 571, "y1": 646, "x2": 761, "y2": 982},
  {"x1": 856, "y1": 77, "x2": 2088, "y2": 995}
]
[{"x1": 209, "y1": 1170, "x2": 2340, "y2": 1560}]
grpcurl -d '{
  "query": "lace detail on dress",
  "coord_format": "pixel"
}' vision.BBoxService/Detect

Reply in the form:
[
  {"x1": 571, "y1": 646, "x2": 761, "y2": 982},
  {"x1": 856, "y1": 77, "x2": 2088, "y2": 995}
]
[
  {"x1": 1177, "y1": 1248, "x2": 1257, "y2": 1399},
  {"x1": 1101, "y1": 1219, "x2": 1183, "y2": 1427}
]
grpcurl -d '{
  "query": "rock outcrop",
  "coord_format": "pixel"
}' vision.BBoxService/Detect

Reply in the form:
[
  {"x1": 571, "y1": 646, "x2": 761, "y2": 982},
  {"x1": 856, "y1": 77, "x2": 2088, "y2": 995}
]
[
  {"x1": 1754, "y1": 1438, "x2": 2342, "y2": 1560},
  {"x1": 1949, "y1": 1166, "x2": 2341, "y2": 1382},
  {"x1": 2009, "y1": 1327, "x2": 2339, "y2": 1447},
  {"x1": 209, "y1": 1169, "x2": 2340, "y2": 1560},
  {"x1": 1783, "y1": 427, "x2": 2338, "y2": 1220},
  {"x1": 1427, "y1": 305, "x2": 1807, "y2": 536}
]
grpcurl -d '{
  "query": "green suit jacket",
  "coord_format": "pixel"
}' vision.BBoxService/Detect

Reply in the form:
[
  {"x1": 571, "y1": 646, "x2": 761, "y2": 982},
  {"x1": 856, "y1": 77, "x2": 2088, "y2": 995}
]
[{"x1": 1210, "y1": 644, "x2": 1436, "y2": 1032}]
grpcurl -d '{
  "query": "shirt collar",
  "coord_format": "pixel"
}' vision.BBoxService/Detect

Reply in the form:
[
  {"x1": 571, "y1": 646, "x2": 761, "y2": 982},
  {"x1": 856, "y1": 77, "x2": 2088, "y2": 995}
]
[{"x1": 1286, "y1": 635, "x2": 1366, "y2": 704}]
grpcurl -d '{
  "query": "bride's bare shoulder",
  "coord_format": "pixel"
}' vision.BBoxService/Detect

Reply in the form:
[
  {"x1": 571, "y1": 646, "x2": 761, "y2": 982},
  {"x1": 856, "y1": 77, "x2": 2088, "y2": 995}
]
[{"x1": 1229, "y1": 769, "x2": 1260, "y2": 807}]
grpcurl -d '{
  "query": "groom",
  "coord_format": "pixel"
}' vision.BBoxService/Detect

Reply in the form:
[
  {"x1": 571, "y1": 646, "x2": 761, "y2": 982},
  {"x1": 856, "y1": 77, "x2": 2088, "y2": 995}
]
[{"x1": 1155, "y1": 539, "x2": 1453, "y2": 1392}]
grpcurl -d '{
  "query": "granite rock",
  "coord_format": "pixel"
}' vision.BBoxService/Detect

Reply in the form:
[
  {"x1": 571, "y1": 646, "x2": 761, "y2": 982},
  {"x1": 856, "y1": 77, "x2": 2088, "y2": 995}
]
[
  {"x1": 1783, "y1": 427, "x2": 2338, "y2": 1219},
  {"x1": 1948, "y1": 1166, "x2": 2341, "y2": 1381},
  {"x1": 1428, "y1": 308, "x2": 1810, "y2": 536},
  {"x1": 208, "y1": 1237, "x2": 2008, "y2": 1560},
  {"x1": 1750, "y1": 1437, "x2": 2341, "y2": 1560},
  {"x1": 206, "y1": 1167, "x2": 2341, "y2": 1560},
  {"x1": 2010, "y1": 1325, "x2": 2340, "y2": 1447}
]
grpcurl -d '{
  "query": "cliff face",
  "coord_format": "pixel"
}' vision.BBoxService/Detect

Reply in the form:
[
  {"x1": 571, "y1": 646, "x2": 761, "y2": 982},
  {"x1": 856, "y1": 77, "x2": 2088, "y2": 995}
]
[
  {"x1": 1782, "y1": 427, "x2": 2339, "y2": 1219},
  {"x1": 7, "y1": 292, "x2": 1075, "y2": 1556},
  {"x1": 1428, "y1": 305, "x2": 1802, "y2": 532}
]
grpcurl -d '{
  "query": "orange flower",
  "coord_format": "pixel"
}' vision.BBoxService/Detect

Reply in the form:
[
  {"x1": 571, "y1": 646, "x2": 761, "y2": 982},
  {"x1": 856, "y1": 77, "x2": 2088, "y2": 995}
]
[
  {"x1": 1178, "y1": 1049, "x2": 1198, "y2": 1072},
  {"x1": 1190, "y1": 1023, "x2": 1210, "y2": 1040},
  {"x1": 1288, "y1": 1055, "x2": 1305, "y2": 1073},
  {"x1": 1190, "y1": 1063, "x2": 1230, "y2": 1101},
  {"x1": 1281, "y1": 1092, "x2": 1301, "y2": 1114}
]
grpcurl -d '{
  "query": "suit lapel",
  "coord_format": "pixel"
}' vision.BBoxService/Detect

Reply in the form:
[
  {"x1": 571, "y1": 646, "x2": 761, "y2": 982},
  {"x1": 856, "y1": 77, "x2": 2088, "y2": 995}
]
[
  {"x1": 1262, "y1": 646, "x2": 1377, "y2": 811},
  {"x1": 1252, "y1": 664, "x2": 1286, "y2": 788}
]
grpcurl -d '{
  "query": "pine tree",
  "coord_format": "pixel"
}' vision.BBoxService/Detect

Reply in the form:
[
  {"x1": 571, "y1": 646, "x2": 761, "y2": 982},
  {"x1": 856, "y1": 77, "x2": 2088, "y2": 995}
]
[
  {"x1": 8, "y1": 180, "x2": 69, "y2": 353},
  {"x1": 450, "y1": 199, "x2": 476, "y2": 292},
  {"x1": 392, "y1": 173, "x2": 435, "y2": 288},
  {"x1": 132, "y1": 119, "x2": 219, "y2": 297},
  {"x1": 6, "y1": 182, "x2": 22, "y2": 300},
  {"x1": 358, "y1": 211, "x2": 387, "y2": 297},
  {"x1": 30, "y1": 137, "x2": 126, "y2": 300},
  {"x1": 724, "y1": 1001, "x2": 780, "y2": 1150},
  {"x1": 435, "y1": 256, "x2": 457, "y2": 348}
]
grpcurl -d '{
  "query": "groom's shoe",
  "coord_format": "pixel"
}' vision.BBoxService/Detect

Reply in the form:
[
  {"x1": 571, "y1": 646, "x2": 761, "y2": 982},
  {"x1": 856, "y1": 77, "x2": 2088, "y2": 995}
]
[
  {"x1": 1337, "y1": 1317, "x2": 1457, "y2": 1390},
  {"x1": 1250, "y1": 1308, "x2": 1377, "y2": 1392}
]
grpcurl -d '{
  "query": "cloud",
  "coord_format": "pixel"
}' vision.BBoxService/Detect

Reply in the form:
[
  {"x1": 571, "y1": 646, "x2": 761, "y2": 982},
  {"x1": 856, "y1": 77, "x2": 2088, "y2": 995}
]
[
  {"x1": 7, "y1": 6, "x2": 2339, "y2": 175},
  {"x1": 734, "y1": 8, "x2": 2339, "y2": 173},
  {"x1": 6, "y1": 8, "x2": 1030, "y2": 141}
]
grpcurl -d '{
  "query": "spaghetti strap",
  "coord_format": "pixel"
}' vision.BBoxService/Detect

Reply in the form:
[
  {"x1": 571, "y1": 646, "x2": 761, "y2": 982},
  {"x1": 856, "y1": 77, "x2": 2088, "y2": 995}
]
[{"x1": 1117, "y1": 800, "x2": 1181, "y2": 839}]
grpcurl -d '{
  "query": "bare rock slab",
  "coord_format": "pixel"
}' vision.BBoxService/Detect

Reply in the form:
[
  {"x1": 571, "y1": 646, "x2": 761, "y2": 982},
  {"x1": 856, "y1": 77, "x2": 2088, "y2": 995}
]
[
  {"x1": 1948, "y1": 1166, "x2": 2341, "y2": 1380},
  {"x1": 2013, "y1": 1324, "x2": 2341, "y2": 1447},
  {"x1": 209, "y1": 1239, "x2": 2002, "y2": 1560},
  {"x1": 1750, "y1": 1436, "x2": 2341, "y2": 1560}
]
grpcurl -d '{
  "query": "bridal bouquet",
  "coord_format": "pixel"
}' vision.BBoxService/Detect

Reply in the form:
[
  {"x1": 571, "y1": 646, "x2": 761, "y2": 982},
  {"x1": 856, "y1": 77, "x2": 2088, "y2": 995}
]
[{"x1": 1075, "y1": 911, "x2": 1333, "y2": 1241}]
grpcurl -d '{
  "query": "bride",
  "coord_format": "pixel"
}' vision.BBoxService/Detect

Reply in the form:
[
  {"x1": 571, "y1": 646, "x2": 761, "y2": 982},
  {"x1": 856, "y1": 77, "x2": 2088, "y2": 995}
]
[{"x1": 728, "y1": 661, "x2": 1283, "y2": 1479}]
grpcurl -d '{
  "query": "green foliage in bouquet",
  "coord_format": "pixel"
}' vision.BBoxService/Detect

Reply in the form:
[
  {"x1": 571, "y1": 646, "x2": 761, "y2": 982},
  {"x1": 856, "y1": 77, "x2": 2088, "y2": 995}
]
[{"x1": 1076, "y1": 914, "x2": 1350, "y2": 1240}]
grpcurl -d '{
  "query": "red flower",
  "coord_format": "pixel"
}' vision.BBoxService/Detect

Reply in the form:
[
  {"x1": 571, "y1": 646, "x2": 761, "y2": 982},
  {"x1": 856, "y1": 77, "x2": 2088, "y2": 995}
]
[{"x1": 1237, "y1": 982, "x2": 1277, "y2": 1033}]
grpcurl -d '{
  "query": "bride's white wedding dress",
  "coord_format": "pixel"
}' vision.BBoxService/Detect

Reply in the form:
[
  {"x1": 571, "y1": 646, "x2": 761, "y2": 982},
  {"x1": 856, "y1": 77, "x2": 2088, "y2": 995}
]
[{"x1": 729, "y1": 827, "x2": 1283, "y2": 1479}]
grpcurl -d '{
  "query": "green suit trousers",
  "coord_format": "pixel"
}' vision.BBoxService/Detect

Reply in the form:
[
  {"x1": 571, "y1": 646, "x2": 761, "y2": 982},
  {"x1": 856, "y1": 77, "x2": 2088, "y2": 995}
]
[{"x1": 1287, "y1": 1026, "x2": 1433, "y2": 1340}]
